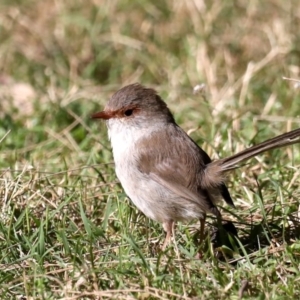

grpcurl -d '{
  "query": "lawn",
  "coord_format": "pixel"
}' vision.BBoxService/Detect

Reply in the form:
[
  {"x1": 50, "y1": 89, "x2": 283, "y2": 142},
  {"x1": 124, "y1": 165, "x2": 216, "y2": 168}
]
[{"x1": 1, "y1": 0, "x2": 300, "y2": 299}]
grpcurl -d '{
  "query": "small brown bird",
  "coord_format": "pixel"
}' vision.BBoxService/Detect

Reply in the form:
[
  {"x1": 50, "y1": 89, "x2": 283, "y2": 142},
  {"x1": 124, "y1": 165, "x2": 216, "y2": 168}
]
[{"x1": 92, "y1": 83, "x2": 300, "y2": 249}]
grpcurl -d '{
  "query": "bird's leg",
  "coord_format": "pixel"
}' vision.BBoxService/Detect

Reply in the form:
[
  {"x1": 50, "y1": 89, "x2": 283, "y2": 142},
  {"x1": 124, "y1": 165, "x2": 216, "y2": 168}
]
[
  {"x1": 216, "y1": 214, "x2": 228, "y2": 247},
  {"x1": 196, "y1": 214, "x2": 207, "y2": 259},
  {"x1": 199, "y1": 214, "x2": 207, "y2": 245},
  {"x1": 162, "y1": 220, "x2": 174, "y2": 250}
]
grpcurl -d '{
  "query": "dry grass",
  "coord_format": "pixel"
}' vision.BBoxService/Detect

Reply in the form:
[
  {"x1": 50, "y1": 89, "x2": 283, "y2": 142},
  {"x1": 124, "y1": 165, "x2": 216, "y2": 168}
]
[{"x1": 1, "y1": 0, "x2": 300, "y2": 299}]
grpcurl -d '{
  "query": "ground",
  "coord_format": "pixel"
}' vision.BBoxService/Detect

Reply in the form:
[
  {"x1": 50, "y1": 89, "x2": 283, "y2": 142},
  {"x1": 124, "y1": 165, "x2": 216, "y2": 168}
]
[{"x1": 0, "y1": 0, "x2": 300, "y2": 299}]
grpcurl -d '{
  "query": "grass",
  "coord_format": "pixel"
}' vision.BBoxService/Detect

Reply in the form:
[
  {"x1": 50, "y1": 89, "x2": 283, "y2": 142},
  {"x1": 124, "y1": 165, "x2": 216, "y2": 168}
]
[{"x1": 1, "y1": 0, "x2": 300, "y2": 299}]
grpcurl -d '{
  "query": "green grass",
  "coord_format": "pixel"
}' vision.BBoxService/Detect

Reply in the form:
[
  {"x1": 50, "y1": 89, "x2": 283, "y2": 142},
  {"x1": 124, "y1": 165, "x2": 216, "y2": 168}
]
[{"x1": 1, "y1": 0, "x2": 300, "y2": 299}]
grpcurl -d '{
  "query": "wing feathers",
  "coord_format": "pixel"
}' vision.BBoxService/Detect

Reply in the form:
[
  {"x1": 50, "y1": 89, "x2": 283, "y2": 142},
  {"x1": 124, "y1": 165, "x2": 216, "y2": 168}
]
[{"x1": 136, "y1": 124, "x2": 225, "y2": 216}]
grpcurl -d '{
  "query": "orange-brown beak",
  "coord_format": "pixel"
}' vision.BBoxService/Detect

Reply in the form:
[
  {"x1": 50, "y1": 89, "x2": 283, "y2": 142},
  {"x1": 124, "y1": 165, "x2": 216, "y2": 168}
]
[{"x1": 91, "y1": 110, "x2": 114, "y2": 120}]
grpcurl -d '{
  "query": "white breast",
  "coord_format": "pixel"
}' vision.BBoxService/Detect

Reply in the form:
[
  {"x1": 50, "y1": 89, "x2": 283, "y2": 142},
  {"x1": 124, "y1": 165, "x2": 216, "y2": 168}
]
[
  {"x1": 107, "y1": 119, "x2": 147, "y2": 163},
  {"x1": 106, "y1": 119, "x2": 206, "y2": 223},
  {"x1": 107, "y1": 119, "x2": 162, "y2": 220}
]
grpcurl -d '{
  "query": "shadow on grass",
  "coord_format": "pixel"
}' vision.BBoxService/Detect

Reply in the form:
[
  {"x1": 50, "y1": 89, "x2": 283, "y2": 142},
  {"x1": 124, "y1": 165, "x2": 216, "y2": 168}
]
[{"x1": 208, "y1": 214, "x2": 300, "y2": 263}]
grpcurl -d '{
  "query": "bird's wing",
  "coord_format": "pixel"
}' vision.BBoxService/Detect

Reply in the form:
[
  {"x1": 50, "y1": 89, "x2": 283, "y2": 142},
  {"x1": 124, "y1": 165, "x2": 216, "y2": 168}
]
[{"x1": 136, "y1": 124, "x2": 220, "y2": 216}]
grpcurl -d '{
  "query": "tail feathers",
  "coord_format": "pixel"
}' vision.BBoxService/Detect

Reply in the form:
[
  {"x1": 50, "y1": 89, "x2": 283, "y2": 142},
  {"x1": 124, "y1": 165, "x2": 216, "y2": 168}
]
[
  {"x1": 204, "y1": 127, "x2": 300, "y2": 185},
  {"x1": 220, "y1": 184, "x2": 235, "y2": 207}
]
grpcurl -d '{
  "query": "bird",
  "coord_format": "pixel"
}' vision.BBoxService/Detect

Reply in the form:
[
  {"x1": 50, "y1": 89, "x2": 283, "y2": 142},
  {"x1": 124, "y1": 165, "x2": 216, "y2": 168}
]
[{"x1": 92, "y1": 83, "x2": 300, "y2": 250}]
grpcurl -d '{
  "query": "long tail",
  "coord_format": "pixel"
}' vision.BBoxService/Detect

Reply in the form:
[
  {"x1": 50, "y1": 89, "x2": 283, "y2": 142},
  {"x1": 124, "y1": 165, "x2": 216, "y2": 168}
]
[
  {"x1": 208, "y1": 127, "x2": 300, "y2": 174},
  {"x1": 219, "y1": 127, "x2": 300, "y2": 171}
]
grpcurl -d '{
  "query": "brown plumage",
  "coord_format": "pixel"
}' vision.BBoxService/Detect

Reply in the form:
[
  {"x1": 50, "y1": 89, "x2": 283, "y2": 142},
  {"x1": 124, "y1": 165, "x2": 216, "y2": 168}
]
[{"x1": 92, "y1": 83, "x2": 300, "y2": 250}]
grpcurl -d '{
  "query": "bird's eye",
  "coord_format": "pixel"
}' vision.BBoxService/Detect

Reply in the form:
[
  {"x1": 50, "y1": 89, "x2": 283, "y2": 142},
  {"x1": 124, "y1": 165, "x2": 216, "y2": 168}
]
[{"x1": 124, "y1": 109, "x2": 133, "y2": 116}]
